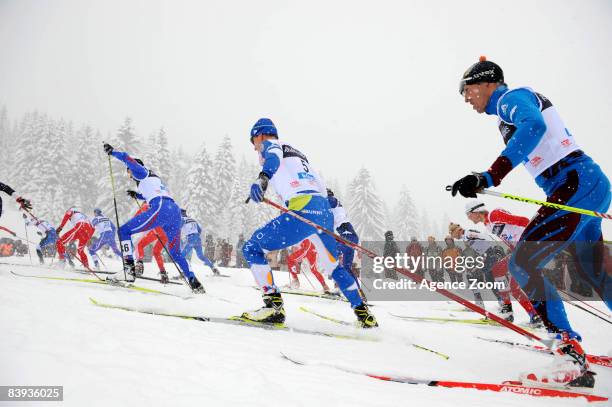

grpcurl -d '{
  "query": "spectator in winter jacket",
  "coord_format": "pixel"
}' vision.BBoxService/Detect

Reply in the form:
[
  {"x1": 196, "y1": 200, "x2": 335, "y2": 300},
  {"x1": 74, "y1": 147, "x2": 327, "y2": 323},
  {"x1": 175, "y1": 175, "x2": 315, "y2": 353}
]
[
  {"x1": 235, "y1": 234, "x2": 247, "y2": 268},
  {"x1": 383, "y1": 230, "x2": 399, "y2": 280},
  {"x1": 441, "y1": 236, "x2": 462, "y2": 283},
  {"x1": 405, "y1": 237, "x2": 424, "y2": 277},
  {"x1": 424, "y1": 236, "x2": 443, "y2": 282},
  {"x1": 205, "y1": 234, "x2": 215, "y2": 260}
]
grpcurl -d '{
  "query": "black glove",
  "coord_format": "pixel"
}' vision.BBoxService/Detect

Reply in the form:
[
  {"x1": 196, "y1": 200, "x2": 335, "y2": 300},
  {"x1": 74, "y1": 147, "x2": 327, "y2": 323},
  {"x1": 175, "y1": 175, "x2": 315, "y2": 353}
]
[
  {"x1": 22, "y1": 213, "x2": 27, "y2": 219},
  {"x1": 56, "y1": 227, "x2": 63, "y2": 234},
  {"x1": 16, "y1": 196, "x2": 32, "y2": 210},
  {"x1": 451, "y1": 173, "x2": 488, "y2": 198},
  {"x1": 103, "y1": 143, "x2": 114, "y2": 155},
  {"x1": 126, "y1": 190, "x2": 139, "y2": 199}
]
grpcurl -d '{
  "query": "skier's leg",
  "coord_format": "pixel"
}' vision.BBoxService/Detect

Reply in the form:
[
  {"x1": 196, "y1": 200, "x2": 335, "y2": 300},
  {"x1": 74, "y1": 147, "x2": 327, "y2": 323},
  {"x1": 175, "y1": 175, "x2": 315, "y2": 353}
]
[
  {"x1": 56, "y1": 225, "x2": 81, "y2": 261},
  {"x1": 75, "y1": 224, "x2": 94, "y2": 269}
]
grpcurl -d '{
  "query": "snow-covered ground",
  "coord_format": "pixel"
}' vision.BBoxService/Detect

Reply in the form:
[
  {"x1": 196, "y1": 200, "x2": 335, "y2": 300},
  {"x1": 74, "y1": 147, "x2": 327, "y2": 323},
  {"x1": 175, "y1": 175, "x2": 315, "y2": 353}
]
[{"x1": 1, "y1": 216, "x2": 610, "y2": 406}]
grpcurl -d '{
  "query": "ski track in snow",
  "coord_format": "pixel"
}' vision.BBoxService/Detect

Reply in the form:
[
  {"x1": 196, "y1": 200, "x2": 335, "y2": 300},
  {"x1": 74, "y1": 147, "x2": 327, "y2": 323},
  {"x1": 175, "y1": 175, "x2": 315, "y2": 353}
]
[{"x1": 1, "y1": 255, "x2": 610, "y2": 407}]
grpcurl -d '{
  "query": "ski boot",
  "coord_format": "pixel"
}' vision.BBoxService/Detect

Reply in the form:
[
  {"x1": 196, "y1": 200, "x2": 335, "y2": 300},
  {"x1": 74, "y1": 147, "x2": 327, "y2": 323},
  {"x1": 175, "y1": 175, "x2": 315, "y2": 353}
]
[
  {"x1": 134, "y1": 260, "x2": 144, "y2": 277},
  {"x1": 528, "y1": 313, "x2": 544, "y2": 329},
  {"x1": 241, "y1": 293, "x2": 286, "y2": 323},
  {"x1": 520, "y1": 331, "x2": 594, "y2": 388},
  {"x1": 354, "y1": 304, "x2": 378, "y2": 328},
  {"x1": 159, "y1": 269, "x2": 169, "y2": 284},
  {"x1": 499, "y1": 303, "x2": 514, "y2": 322},
  {"x1": 188, "y1": 276, "x2": 206, "y2": 294},
  {"x1": 106, "y1": 259, "x2": 136, "y2": 283}
]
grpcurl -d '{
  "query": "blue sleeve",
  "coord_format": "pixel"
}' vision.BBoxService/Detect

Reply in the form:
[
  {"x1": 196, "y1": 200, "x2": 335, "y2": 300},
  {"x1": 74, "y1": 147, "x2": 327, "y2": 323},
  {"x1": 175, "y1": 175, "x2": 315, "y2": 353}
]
[
  {"x1": 328, "y1": 196, "x2": 339, "y2": 209},
  {"x1": 197, "y1": 223, "x2": 202, "y2": 235},
  {"x1": 484, "y1": 89, "x2": 547, "y2": 186},
  {"x1": 91, "y1": 217, "x2": 99, "y2": 227},
  {"x1": 260, "y1": 141, "x2": 281, "y2": 178},
  {"x1": 110, "y1": 151, "x2": 149, "y2": 180}
]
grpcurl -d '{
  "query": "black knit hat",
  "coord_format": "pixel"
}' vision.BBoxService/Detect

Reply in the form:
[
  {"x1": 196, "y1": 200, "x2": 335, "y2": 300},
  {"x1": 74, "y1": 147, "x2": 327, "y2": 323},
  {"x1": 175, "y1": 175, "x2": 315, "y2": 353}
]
[{"x1": 459, "y1": 56, "x2": 504, "y2": 95}]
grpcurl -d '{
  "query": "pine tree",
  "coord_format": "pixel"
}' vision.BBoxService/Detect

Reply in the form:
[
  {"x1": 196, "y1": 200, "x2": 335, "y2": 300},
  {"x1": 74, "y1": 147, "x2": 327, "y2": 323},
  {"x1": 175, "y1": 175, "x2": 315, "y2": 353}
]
[
  {"x1": 346, "y1": 167, "x2": 386, "y2": 241},
  {"x1": 420, "y1": 208, "x2": 432, "y2": 240},
  {"x1": 72, "y1": 125, "x2": 103, "y2": 214},
  {"x1": 184, "y1": 143, "x2": 218, "y2": 234},
  {"x1": 391, "y1": 185, "x2": 420, "y2": 241},
  {"x1": 0, "y1": 106, "x2": 12, "y2": 177},
  {"x1": 96, "y1": 118, "x2": 143, "y2": 220},
  {"x1": 212, "y1": 135, "x2": 236, "y2": 238}
]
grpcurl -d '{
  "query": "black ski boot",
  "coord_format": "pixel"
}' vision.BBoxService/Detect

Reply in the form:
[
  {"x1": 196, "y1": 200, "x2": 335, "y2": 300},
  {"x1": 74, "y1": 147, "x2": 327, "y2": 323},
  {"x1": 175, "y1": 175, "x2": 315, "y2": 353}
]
[
  {"x1": 499, "y1": 303, "x2": 514, "y2": 322},
  {"x1": 135, "y1": 260, "x2": 144, "y2": 277},
  {"x1": 159, "y1": 270, "x2": 169, "y2": 284},
  {"x1": 241, "y1": 293, "x2": 286, "y2": 323},
  {"x1": 188, "y1": 276, "x2": 206, "y2": 294},
  {"x1": 354, "y1": 304, "x2": 378, "y2": 328}
]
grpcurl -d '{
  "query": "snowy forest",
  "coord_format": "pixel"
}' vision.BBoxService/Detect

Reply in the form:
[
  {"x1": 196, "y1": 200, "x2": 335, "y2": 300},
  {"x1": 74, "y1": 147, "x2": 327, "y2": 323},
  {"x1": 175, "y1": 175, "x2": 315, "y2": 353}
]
[{"x1": 0, "y1": 107, "x2": 450, "y2": 244}]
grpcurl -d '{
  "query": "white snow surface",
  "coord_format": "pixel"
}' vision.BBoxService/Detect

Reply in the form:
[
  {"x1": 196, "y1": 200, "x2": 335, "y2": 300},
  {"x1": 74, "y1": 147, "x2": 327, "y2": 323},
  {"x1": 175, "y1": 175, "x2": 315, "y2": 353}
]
[{"x1": 1, "y1": 214, "x2": 611, "y2": 407}]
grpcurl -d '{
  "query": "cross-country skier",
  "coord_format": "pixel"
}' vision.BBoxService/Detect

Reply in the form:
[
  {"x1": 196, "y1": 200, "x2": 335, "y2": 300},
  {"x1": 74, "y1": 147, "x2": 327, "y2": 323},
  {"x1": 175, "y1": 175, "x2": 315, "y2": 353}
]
[
  {"x1": 89, "y1": 208, "x2": 122, "y2": 269},
  {"x1": 448, "y1": 222, "x2": 489, "y2": 310},
  {"x1": 451, "y1": 56, "x2": 611, "y2": 387},
  {"x1": 56, "y1": 207, "x2": 95, "y2": 269},
  {"x1": 132, "y1": 201, "x2": 170, "y2": 283},
  {"x1": 103, "y1": 144, "x2": 204, "y2": 292},
  {"x1": 23, "y1": 213, "x2": 58, "y2": 264},
  {"x1": 286, "y1": 238, "x2": 330, "y2": 291},
  {"x1": 464, "y1": 200, "x2": 542, "y2": 326},
  {"x1": 242, "y1": 118, "x2": 377, "y2": 327},
  {"x1": 180, "y1": 208, "x2": 220, "y2": 276},
  {"x1": 0, "y1": 182, "x2": 32, "y2": 218}
]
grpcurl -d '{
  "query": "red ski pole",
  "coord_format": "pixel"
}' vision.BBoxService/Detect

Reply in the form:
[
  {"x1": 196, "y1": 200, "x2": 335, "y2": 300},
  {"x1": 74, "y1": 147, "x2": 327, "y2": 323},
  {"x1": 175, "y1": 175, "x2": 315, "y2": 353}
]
[{"x1": 260, "y1": 198, "x2": 545, "y2": 344}]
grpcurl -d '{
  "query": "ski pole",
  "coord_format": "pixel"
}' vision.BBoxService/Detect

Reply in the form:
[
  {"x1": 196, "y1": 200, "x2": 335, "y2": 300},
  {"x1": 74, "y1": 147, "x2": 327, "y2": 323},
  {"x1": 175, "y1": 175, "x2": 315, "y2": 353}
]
[
  {"x1": 260, "y1": 197, "x2": 545, "y2": 344},
  {"x1": 23, "y1": 217, "x2": 32, "y2": 264},
  {"x1": 106, "y1": 150, "x2": 129, "y2": 281},
  {"x1": 445, "y1": 186, "x2": 612, "y2": 220}
]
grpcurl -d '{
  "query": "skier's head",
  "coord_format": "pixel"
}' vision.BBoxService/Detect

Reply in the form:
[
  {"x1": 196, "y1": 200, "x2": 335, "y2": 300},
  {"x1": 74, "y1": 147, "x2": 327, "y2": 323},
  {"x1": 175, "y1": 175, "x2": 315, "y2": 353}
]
[
  {"x1": 460, "y1": 56, "x2": 505, "y2": 114},
  {"x1": 465, "y1": 199, "x2": 488, "y2": 224},
  {"x1": 93, "y1": 208, "x2": 103, "y2": 216},
  {"x1": 448, "y1": 222, "x2": 464, "y2": 239},
  {"x1": 384, "y1": 230, "x2": 394, "y2": 241},
  {"x1": 250, "y1": 118, "x2": 278, "y2": 151}
]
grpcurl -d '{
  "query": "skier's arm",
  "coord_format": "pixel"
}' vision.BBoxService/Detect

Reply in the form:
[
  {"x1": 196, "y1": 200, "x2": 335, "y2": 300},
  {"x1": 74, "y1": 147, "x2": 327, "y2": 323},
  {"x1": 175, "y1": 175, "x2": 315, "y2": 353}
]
[
  {"x1": 111, "y1": 151, "x2": 149, "y2": 180},
  {"x1": 0, "y1": 182, "x2": 15, "y2": 196},
  {"x1": 489, "y1": 209, "x2": 530, "y2": 227},
  {"x1": 483, "y1": 90, "x2": 547, "y2": 187},
  {"x1": 260, "y1": 141, "x2": 282, "y2": 178},
  {"x1": 57, "y1": 210, "x2": 72, "y2": 230},
  {"x1": 197, "y1": 223, "x2": 202, "y2": 235}
]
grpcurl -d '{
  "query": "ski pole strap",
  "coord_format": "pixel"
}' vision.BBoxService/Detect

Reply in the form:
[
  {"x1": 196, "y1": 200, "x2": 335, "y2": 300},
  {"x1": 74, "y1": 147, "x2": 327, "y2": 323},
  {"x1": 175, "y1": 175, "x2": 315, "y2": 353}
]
[{"x1": 261, "y1": 198, "x2": 544, "y2": 344}]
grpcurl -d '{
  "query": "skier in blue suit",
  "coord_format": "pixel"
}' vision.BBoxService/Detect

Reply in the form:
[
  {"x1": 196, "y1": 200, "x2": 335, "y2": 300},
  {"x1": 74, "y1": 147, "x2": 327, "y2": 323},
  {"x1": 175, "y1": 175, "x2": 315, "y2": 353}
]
[
  {"x1": 103, "y1": 143, "x2": 204, "y2": 293},
  {"x1": 180, "y1": 208, "x2": 220, "y2": 275},
  {"x1": 89, "y1": 208, "x2": 122, "y2": 269},
  {"x1": 241, "y1": 118, "x2": 377, "y2": 327},
  {"x1": 452, "y1": 56, "x2": 610, "y2": 388}
]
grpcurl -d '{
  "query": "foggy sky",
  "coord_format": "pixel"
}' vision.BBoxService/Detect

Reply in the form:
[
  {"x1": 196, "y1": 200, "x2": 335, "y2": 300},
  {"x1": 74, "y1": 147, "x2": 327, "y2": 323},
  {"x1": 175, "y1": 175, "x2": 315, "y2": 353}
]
[{"x1": 1, "y1": 0, "x2": 611, "y2": 236}]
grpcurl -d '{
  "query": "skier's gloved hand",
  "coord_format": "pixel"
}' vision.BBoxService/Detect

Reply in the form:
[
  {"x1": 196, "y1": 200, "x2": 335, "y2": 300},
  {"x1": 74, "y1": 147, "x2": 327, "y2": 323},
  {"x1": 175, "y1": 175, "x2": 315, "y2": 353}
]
[
  {"x1": 56, "y1": 227, "x2": 63, "y2": 234},
  {"x1": 249, "y1": 172, "x2": 270, "y2": 203},
  {"x1": 126, "y1": 190, "x2": 139, "y2": 199},
  {"x1": 37, "y1": 231, "x2": 43, "y2": 236},
  {"x1": 16, "y1": 196, "x2": 32, "y2": 210},
  {"x1": 103, "y1": 143, "x2": 114, "y2": 155},
  {"x1": 22, "y1": 213, "x2": 27, "y2": 219},
  {"x1": 451, "y1": 173, "x2": 488, "y2": 198}
]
